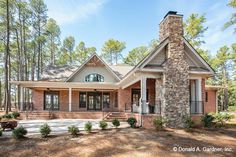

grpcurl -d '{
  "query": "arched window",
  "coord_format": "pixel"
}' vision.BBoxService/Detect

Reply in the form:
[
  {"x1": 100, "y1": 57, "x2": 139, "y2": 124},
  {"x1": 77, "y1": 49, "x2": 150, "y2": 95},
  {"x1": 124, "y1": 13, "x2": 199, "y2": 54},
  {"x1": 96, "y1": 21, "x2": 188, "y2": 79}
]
[{"x1": 85, "y1": 73, "x2": 104, "y2": 82}]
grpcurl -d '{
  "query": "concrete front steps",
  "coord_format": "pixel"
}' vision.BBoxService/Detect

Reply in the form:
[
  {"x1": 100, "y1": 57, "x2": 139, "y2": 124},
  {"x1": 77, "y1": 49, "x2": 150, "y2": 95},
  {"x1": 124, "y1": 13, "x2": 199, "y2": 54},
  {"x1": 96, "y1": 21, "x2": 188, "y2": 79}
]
[
  {"x1": 20, "y1": 111, "x2": 51, "y2": 120},
  {"x1": 105, "y1": 112, "x2": 127, "y2": 122}
]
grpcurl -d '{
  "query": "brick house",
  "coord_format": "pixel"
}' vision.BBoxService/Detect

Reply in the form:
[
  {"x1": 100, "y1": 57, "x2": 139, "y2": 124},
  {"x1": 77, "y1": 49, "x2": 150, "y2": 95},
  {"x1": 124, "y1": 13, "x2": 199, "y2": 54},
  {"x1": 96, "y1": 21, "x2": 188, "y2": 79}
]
[{"x1": 11, "y1": 11, "x2": 218, "y2": 128}]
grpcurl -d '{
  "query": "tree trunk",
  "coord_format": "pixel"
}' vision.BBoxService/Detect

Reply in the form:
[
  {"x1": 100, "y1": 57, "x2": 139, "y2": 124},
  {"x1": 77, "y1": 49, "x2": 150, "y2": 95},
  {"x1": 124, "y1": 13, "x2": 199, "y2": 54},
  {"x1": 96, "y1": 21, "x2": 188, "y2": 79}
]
[
  {"x1": 0, "y1": 80, "x2": 2, "y2": 109},
  {"x1": 15, "y1": 28, "x2": 21, "y2": 109},
  {"x1": 31, "y1": 41, "x2": 36, "y2": 81},
  {"x1": 8, "y1": 43, "x2": 11, "y2": 112},
  {"x1": 4, "y1": 0, "x2": 10, "y2": 114}
]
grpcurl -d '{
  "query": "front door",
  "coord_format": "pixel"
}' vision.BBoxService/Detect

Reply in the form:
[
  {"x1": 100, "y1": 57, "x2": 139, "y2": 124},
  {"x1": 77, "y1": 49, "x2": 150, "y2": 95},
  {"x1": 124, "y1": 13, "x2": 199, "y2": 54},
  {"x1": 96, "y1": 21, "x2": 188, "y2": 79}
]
[
  {"x1": 44, "y1": 91, "x2": 59, "y2": 110},
  {"x1": 87, "y1": 92, "x2": 102, "y2": 110}
]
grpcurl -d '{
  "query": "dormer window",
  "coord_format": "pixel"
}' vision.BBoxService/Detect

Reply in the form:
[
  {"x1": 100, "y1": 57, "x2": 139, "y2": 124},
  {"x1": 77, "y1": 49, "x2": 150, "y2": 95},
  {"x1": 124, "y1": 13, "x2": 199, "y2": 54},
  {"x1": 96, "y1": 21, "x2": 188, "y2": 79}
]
[{"x1": 85, "y1": 73, "x2": 104, "y2": 82}]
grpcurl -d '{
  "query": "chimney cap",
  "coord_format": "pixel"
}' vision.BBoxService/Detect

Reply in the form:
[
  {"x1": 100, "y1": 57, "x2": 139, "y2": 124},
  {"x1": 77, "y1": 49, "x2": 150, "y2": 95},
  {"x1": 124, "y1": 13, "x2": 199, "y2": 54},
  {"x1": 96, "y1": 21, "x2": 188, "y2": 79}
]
[{"x1": 164, "y1": 11, "x2": 182, "y2": 19}]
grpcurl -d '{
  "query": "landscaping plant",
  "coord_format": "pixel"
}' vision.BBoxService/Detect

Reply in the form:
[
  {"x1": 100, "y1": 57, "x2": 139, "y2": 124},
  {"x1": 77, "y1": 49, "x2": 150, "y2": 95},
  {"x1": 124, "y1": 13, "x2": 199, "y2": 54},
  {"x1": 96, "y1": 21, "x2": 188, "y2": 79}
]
[
  {"x1": 2, "y1": 114, "x2": 12, "y2": 119},
  {"x1": 213, "y1": 112, "x2": 234, "y2": 127},
  {"x1": 11, "y1": 112, "x2": 20, "y2": 119},
  {"x1": 201, "y1": 113, "x2": 215, "y2": 128},
  {"x1": 40, "y1": 123, "x2": 51, "y2": 138},
  {"x1": 153, "y1": 117, "x2": 166, "y2": 130},
  {"x1": 127, "y1": 117, "x2": 137, "y2": 128},
  {"x1": 84, "y1": 122, "x2": 92, "y2": 133},
  {"x1": 183, "y1": 115, "x2": 194, "y2": 129},
  {"x1": 68, "y1": 125, "x2": 79, "y2": 137},
  {"x1": 12, "y1": 126, "x2": 27, "y2": 139},
  {"x1": 99, "y1": 120, "x2": 108, "y2": 130},
  {"x1": 112, "y1": 118, "x2": 120, "y2": 128}
]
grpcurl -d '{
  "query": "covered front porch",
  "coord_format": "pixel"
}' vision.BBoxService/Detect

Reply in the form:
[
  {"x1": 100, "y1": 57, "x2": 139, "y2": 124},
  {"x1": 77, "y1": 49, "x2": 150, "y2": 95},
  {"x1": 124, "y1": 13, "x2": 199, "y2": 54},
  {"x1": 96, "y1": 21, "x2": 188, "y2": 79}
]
[
  {"x1": 11, "y1": 81, "x2": 120, "y2": 113},
  {"x1": 120, "y1": 73, "x2": 205, "y2": 116}
]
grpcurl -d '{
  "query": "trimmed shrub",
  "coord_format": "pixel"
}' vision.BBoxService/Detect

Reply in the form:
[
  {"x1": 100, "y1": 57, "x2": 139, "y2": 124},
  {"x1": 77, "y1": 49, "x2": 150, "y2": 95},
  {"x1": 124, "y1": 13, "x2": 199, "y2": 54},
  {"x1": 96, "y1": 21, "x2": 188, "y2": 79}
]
[
  {"x1": 40, "y1": 123, "x2": 51, "y2": 138},
  {"x1": 12, "y1": 126, "x2": 27, "y2": 139},
  {"x1": 84, "y1": 122, "x2": 92, "y2": 133},
  {"x1": 127, "y1": 117, "x2": 137, "y2": 128},
  {"x1": 201, "y1": 113, "x2": 215, "y2": 128},
  {"x1": 0, "y1": 130, "x2": 2, "y2": 136},
  {"x1": 68, "y1": 125, "x2": 79, "y2": 136},
  {"x1": 183, "y1": 116, "x2": 194, "y2": 129},
  {"x1": 2, "y1": 114, "x2": 12, "y2": 119},
  {"x1": 11, "y1": 112, "x2": 20, "y2": 119},
  {"x1": 99, "y1": 120, "x2": 108, "y2": 130},
  {"x1": 153, "y1": 117, "x2": 166, "y2": 130},
  {"x1": 112, "y1": 118, "x2": 120, "y2": 128}
]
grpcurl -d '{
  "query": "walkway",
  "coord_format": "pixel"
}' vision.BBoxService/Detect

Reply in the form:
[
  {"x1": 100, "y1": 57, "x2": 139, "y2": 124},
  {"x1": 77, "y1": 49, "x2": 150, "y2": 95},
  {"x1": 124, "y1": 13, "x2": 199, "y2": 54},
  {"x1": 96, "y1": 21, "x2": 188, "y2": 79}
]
[{"x1": 2, "y1": 119, "x2": 129, "y2": 136}]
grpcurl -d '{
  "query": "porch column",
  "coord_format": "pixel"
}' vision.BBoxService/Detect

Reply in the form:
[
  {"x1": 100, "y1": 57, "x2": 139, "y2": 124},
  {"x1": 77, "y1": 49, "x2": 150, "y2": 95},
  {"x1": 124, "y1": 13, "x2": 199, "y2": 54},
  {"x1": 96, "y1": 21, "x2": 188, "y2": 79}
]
[
  {"x1": 140, "y1": 76, "x2": 147, "y2": 114},
  {"x1": 20, "y1": 86, "x2": 24, "y2": 111},
  {"x1": 196, "y1": 78, "x2": 202, "y2": 113},
  {"x1": 69, "y1": 88, "x2": 72, "y2": 112}
]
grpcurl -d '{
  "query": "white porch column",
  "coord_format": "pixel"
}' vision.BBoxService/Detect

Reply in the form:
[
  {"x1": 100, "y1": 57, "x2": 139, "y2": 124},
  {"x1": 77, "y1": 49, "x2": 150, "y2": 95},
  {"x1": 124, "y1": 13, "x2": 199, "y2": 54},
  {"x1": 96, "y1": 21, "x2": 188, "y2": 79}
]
[
  {"x1": 140, "y1": 76, "x2": 147, "y2": 114},
  {"x1": 69, "y1": 88, "x2": 72, "y2": 112},
  {"x1": 20, "y1": 86, "x2": 24, "y2": 111},
  {"x1": 196, "y1": 78, "x2": 202, "y2": 113}
]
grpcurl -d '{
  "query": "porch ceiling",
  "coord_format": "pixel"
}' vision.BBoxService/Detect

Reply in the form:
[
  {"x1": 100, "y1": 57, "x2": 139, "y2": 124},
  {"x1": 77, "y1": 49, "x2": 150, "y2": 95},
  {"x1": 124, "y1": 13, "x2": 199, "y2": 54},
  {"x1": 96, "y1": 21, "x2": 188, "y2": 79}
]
[{"x1": 10, "y1": 81, "x2": 119, "y2": 89}]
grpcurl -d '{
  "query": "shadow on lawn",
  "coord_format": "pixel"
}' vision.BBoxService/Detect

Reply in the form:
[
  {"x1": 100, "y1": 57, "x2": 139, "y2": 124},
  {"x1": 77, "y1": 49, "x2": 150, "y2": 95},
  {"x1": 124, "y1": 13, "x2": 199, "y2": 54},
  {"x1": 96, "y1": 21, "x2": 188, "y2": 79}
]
[
  {"x1": 0, "y1": 128, "x2": 235, "y2": 157},
  {"x1": 85, "y1": 128, "x2": 235, "y2": 157}
]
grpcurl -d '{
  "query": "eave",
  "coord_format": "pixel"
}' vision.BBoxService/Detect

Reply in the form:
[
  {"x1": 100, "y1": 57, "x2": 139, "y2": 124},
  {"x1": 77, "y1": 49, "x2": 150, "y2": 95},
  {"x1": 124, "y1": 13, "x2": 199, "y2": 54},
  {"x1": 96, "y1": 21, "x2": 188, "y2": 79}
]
[{"x1": 10, "y1": 81, "x2": 119, "y2": 89}]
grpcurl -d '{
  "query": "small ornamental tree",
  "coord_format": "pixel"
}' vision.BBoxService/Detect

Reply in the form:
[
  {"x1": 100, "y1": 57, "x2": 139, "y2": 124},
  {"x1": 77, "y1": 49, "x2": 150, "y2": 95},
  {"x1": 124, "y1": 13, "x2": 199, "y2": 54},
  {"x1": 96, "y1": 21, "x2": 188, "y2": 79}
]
[
  {"x1": 84, "y1": 122, "x2": 92, "y2": 133},
  {"x1": 40, "y1": 123, "x2": 51, "y2": 138}
]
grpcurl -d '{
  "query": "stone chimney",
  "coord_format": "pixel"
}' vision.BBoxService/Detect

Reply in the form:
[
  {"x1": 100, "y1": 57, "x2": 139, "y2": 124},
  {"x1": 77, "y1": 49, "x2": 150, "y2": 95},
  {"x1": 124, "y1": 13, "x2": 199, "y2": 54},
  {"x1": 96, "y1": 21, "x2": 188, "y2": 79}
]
[{"x1": 160, "y1": 11, "x2": 190, "y2": 128}]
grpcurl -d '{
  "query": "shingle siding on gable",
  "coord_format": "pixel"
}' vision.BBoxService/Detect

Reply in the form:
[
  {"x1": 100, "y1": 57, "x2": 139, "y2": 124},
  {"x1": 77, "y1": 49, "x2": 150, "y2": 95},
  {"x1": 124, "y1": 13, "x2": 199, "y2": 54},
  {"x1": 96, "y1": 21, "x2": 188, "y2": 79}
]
[{"x1": 147, "y1": 49, "x2": 166, "y2": 65}]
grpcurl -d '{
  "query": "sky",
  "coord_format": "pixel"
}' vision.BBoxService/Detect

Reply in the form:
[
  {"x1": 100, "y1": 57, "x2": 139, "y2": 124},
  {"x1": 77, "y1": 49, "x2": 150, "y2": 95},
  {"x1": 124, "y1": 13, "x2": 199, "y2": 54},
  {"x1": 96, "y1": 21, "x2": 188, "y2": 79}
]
[{"x1": 45, "y1": 0, "x2": 235, "y2": 57}]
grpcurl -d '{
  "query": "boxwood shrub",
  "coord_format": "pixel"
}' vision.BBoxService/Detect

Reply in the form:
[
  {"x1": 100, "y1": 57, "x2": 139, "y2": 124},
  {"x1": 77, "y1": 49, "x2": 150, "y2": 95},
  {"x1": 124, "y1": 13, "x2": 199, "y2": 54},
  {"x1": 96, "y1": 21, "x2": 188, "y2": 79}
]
[
  {"x1": 112, "y1": 119, "x2": 120, "y2": 128},
  {"x1": 127, "y1": 117, "x2": 137, "y2": 128},
  {"x1": 99, "y1": 120, "x2": 108, "y2": 130}
]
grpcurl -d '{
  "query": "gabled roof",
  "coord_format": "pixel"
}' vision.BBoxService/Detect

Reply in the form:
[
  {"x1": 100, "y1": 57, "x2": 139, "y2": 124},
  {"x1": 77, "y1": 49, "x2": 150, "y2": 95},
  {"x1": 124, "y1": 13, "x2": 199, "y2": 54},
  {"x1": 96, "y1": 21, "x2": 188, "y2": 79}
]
[
  {"x1": 65, "y1": 53, "x2": 121, "y2": 82},
  {"x1": 119, "y1": 38, "x2": 169, "y2": 81},
  {"x1": 40, "y1": 65, "x2": 78, "y2": 81},
  {"x1": 37, "y1": 36, "x2": 215, "y2": 84},
  {"x1": 183, "y1": 37, "x2": 215, "y2": 74}
]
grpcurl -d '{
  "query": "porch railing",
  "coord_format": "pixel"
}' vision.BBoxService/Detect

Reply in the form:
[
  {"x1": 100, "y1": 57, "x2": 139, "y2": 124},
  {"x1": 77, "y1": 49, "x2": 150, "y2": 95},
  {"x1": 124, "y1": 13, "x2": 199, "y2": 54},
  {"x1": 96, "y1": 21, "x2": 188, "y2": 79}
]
[
  {"x1": 12, "y1": 102, "x2": 34, "y2": 111},
  {"x1": 125, "y1": 100, "x2": 162, "y2": 115},
  {"x1": 190, "y1": 101, "x2": 204, "y2": 114}
]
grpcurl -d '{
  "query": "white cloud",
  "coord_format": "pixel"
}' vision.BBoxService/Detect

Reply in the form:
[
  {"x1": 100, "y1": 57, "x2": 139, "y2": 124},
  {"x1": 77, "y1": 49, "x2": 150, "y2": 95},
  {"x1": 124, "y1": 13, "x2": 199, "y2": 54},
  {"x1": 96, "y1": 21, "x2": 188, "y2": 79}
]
[{"x1": 47, "y1": 0, "x2": 107, "y2": 26}]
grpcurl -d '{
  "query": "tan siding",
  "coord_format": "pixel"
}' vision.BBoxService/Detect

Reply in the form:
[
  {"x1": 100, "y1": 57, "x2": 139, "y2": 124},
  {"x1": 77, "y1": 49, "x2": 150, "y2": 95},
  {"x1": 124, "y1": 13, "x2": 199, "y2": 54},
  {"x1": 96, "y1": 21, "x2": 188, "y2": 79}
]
[
  {"x1": 147, "y1": 49, "x2": 166, "y2": 65},
  {"x1": 69, "y1": 66, "x2": 118, "y2": 83}
]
